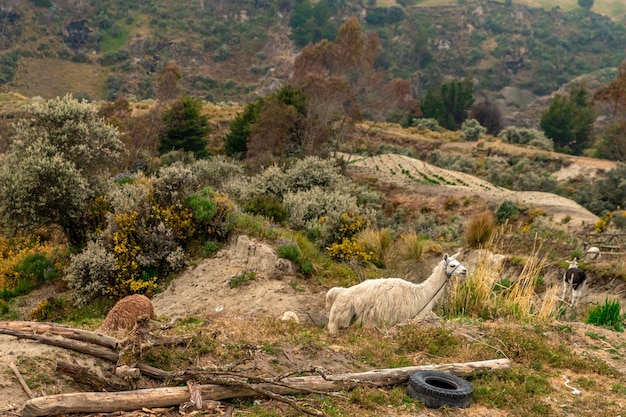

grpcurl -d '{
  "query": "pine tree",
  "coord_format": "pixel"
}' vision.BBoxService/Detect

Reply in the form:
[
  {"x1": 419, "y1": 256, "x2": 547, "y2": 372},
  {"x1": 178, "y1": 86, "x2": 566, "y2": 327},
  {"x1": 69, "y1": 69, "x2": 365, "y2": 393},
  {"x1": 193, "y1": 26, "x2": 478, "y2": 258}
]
[
  {"x1": 159, "y1": 95, "x2": 210, "y2": 158},
  {"x1": 540, "y1": 84, "x2": 597, "y2": 155}
]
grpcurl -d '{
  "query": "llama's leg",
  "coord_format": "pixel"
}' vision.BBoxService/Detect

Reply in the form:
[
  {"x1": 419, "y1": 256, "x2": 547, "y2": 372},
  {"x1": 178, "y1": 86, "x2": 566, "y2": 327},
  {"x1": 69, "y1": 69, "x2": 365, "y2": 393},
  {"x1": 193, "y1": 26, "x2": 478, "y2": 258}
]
[
  {"x1": 572, "y1": 282, "x2": 585, "y2": 306},
  {"x1": 561, "y1": 279, "x2": 567, "y2": 301},
  {"x1": 327, "y1": 300, "x2": 355, "y2": 334}
]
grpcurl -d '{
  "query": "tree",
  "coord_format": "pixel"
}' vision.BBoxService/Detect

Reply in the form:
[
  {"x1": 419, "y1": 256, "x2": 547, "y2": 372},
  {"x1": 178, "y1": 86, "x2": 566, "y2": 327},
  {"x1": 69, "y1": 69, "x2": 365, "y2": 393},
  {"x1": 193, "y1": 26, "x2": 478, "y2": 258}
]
[
  {"x1": 292, "y1": 17, "x2": 417, "y2": 150},
  {"x1": 578, "y1": 0, "x2": 594, "y2": 10},
  {"x1": 594, "y1": 60, "x2": 626, "y2": 124},
  {"x1": 159, "y1": 95, "x2": 210, "y2": 158},
  {"x1": 0, "y1": 94, "x2": 124, "y2": 245},
  {"x1": 420, "y1": 77, "x2": 475, "y2": 131},
  {"x1": 224, "y1": 85, "x2": 308, "y2": 162},
  {"x1": 540, "y1": 84, "x2": 597, "y2": 155},
  {"x1": 470, "y1": 99, "x2": 503, "y2": 135}
]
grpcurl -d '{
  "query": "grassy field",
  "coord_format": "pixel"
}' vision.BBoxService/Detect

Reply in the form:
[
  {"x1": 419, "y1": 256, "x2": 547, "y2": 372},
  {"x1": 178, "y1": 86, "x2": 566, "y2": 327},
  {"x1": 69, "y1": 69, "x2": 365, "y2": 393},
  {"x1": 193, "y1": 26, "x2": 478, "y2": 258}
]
[
  {"x1": 12, "y1": 58, "x2": 109, "y2": 100},
  {"x1": 412, "y1": 0, "x2": 626, "y2": 21}
]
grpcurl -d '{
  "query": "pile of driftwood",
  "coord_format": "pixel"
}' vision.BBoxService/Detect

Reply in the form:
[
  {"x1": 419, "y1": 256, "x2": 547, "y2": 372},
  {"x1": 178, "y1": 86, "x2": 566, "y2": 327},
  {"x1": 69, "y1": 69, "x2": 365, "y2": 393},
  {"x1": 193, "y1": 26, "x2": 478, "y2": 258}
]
[{"x1": 0, "y1": 319, "x2": 512, "y2": 417}]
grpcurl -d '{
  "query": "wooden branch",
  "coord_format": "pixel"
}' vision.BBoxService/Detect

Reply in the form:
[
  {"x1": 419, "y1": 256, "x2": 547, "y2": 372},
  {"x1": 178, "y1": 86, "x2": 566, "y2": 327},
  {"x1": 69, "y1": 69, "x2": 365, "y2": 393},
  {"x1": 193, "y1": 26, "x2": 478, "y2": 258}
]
[
  {"x1": 9, "y1": 363, "x2": 35, "y2": 399},
  {"x1": 0, "y1": 321, "x2": 120, "y2": 349},
  {"x1": 0, "y1": 328, "x2": 172, "y2": 380},
  {"x1": 21, "y1": 358, "x2": 511, "y2": 417},
  {"x1": 56, "y1": 360, "x2": 127, "y2": 392}
]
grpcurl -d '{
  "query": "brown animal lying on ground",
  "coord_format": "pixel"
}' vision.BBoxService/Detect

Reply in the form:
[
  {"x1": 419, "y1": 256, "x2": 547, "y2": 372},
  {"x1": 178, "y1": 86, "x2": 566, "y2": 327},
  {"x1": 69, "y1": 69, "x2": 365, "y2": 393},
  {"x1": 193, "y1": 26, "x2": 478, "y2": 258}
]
[{"x1": 99, "y1": 294, "x2": 156, "y2": 334}]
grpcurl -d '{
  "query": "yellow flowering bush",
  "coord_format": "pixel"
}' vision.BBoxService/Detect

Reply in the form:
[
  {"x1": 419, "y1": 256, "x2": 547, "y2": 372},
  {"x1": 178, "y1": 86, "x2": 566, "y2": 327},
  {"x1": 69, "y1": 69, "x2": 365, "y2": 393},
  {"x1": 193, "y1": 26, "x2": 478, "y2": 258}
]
[{"x1": 327, "y1": 238, "x2": 374, "y2": 264}]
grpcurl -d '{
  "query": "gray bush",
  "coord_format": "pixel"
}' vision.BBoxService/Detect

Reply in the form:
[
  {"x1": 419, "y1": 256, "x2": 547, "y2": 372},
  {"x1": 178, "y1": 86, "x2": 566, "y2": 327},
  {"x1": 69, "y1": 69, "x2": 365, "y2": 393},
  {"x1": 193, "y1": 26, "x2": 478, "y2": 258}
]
[{"x1": 64, "y1": 240, "x2": 116, "y2": 306}]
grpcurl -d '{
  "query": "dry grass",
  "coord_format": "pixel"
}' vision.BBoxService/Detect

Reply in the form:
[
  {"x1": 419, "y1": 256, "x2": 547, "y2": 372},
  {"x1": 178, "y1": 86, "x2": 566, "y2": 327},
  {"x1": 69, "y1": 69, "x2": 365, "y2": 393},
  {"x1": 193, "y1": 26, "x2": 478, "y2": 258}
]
[{"x1": 13, "y1": 58, "x2": 110, "y2": 100}]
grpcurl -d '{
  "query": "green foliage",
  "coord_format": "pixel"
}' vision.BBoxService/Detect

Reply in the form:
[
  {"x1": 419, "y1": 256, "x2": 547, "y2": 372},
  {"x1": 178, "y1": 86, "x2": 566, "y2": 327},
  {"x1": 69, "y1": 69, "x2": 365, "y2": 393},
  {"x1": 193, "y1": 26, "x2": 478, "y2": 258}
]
[
  {"x1": 420, "y1": 76, "x2": 475, "y2": 130},
  {"x1": 64, "y1": 240, "x2": 116, "y2": 306},
  {"x1": 98, "y1": 50, "x2": 130, "y2": 66},
  {"x1": 498, "y1": 126, "x2": 553, "y2": 150},
  {"x1": 0, "y1": 51, "x2": 20, "y2": 84},
  {"x1": 29, "y1": 297, "x2": 66, "y2": 321},
  {"x1": 540, "y1": 84, "x2": 597, "y2": 155},
  {"x1": 461, "y1": 118, "x2": 486, "y2": 141},
  {"x1": 496, "y1": 200, "x2": 520, "y2": 224},
  {"x1": 585, "y1": 298, "x2": 624, "y2": 332},
  {"x1": 159, "y1": 95, "x2": 210, "y2": 158},
  {"x1": 201, "y1": 240, "x2": 221, "y2": 258},
  {"x1": 0, "y1": 94, "x2": 124, "y2": 245},
  {"x1": 186, "y1": 189, "x2": 218, "y2": 223},
  {"x1": 12, "y1": 253, "x2": 57, "y2": 284},
  {"x1": 289, "y1": 0, "x2": 339, "y2": 47},
  {"x1": 578, "y1": 0, "x2": 594, "y2": 10},
  {"x1": 244, "y1": 195, "x2": 289, "y2": 224},
  {"x1": 228, "y1": 269, "x2": 257, "y2": 288},
  {"x1": 411, "y1": 118, "x2": 439, "y2": 132},
  {"x1": 224, "y1": 98, "x2": 264, "y2": 159},
  {"x1": 277, "y1": 239, "x2": 302, "y2": 263}
]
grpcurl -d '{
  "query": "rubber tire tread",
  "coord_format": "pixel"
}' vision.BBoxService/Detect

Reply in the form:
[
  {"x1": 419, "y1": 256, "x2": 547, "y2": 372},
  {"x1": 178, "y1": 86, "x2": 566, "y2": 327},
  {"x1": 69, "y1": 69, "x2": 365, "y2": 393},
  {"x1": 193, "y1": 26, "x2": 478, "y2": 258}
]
[{"x1": 407, "y1": 370, "x2": 473, "y2": 408}]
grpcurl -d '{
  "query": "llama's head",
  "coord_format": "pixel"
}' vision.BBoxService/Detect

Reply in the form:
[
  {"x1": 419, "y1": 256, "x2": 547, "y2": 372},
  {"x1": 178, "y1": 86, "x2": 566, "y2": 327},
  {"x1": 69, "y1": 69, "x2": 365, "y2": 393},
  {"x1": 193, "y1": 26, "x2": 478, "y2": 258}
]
[
  {"x1": 566, "y1": 257, "x2": 579, "y2": 269},
  {"x1": 443, "y1": 252, "x2": 467, "y2": 278}
]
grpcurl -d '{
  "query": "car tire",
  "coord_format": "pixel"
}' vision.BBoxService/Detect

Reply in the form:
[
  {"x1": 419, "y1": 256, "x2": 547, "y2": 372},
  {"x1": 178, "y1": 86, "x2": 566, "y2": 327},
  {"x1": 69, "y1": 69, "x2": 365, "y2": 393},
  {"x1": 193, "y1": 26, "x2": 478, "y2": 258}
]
[{"x1": 407, "y1": 370, "x2": 474, "y2": 409}]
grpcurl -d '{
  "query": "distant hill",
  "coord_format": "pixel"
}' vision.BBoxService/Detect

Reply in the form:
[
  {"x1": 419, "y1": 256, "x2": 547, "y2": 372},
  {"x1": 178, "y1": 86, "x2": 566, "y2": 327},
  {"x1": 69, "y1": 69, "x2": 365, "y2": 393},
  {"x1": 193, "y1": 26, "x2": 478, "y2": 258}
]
[{"x1": 1, "y1": 0, "x2": 625, "y2": 126}]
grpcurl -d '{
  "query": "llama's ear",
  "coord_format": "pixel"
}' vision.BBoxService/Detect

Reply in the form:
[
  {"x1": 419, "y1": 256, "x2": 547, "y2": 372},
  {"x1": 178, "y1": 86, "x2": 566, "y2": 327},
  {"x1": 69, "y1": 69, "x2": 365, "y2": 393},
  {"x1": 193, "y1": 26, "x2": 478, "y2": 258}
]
[
  {"x1": 443, "y1": 253, "x2": 449, "y2": 261},
  {"x1": 451, "y1": 251, "x2": 461, "y2": 258},
  {"x1": 574, "y1": 257, "x2": 578, "y2": 262}
]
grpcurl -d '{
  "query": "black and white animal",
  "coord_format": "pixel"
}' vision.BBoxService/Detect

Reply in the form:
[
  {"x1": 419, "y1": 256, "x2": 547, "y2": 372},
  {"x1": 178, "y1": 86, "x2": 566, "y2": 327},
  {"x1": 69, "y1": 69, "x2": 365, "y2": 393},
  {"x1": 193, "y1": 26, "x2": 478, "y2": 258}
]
[
  {"x1": 562, "y1": 258, "x2": 587, "y2": 307},
  {"x1": 325, "y1": 252, "x2": 467, "y2": 334}
]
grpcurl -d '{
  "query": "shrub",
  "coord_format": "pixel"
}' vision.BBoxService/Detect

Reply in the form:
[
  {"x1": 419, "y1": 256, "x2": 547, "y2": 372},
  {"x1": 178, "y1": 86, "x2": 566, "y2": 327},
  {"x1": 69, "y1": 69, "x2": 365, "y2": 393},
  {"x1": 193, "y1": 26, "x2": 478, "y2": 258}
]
[
  {"x1": 277, "y1": 239, "x2": 302, "y2": 263},
  {"x1": 0, "y1": 95, "x2": 123, "y2": 245},
  {"x1": 228, "y1": 269, "x2": 257, "y2": 288},
  {"x1": 498, "y1": 126, "x2": 553, "y2": 150},
  {"x1": 201, "y1": 240, "x2": 222, "y2": 257},
  {"x1": 461, "y1": 118, "x2": 487, "y2": 142},
  {"x1": 585, "y1": 298, "x2": 624, "y2": 332},
  {"x1": 64, "y1": 240, "x2": 117, "y2": 306},
  {"x1": 186, "y1": 189, "x2": 218, "y2": 223},
  {"x1": 244, "y1": 195, "x2": 288, "y2": 223},
  {"x1": 465, "y1": 211, "x2": 495, "y2": 248},
  {"x1": 189, "y1": 156, "x2": 244, "y2": 190},
  {"x1": 496, "y1": 200, "x2": 520, "y2": 224},
  {"x1": 13, "y1": 253, "x2": 58, "y2": 284},
  {"x1": 29, "y1": 297, "x2": 66, "y2": 321},
  {"x1": 411, "y1": 118, "x2": 440, "y2": 131}
]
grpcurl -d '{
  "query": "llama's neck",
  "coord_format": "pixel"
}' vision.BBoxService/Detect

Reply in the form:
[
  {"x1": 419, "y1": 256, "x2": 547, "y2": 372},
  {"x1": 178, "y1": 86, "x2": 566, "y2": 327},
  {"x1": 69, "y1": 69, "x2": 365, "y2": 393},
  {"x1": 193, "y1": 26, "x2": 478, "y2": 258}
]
[{"x1": 410, "y1": 261, "x2": 449, "y2": 307}]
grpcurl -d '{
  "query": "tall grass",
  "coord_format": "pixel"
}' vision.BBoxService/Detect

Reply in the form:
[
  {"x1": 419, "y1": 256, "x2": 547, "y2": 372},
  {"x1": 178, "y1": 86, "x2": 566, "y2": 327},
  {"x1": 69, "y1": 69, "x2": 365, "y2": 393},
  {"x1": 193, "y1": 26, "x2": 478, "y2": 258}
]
[
  {"x1": 448, "y1": 234, "x2": 560, "y2": 323},
  {"x1": 586, "y1": 298, "x2": 624, "y2": 332}
]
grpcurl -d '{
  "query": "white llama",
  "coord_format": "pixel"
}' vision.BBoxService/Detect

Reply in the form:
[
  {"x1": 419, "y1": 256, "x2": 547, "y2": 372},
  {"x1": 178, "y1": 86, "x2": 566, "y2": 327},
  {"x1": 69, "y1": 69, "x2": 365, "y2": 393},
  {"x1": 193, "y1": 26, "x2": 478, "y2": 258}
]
[
  {"x1": 562, "y1": 258, "x2": 587, "y2": 307},
  {"x1": 326, "y1": 252, "x2": 467, "y2": 334}
]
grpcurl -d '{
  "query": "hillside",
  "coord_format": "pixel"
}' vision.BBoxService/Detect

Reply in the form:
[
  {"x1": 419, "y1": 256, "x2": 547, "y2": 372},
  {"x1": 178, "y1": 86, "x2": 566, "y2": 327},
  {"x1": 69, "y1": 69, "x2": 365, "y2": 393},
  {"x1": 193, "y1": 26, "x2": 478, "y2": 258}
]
[{"x1": 1, "y1": 0, "x2": 626, "y2": 125}]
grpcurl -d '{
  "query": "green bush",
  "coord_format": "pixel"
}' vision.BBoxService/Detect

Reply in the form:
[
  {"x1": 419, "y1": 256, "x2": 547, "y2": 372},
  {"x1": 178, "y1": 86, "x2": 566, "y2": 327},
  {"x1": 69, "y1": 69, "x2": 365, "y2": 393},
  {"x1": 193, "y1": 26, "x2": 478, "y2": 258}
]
[
  {"x1": 461, "y1": 119, "x2": 487, "y2": 141},
  {"x1": 13, "y1": 253, "x2": 58, "y2": 284},
  {"x1": 585, "y1": 298, "x2": 624, "y2": 332},
  {"x1": 228, "y1": 269, "x2": 257, "y2": 288},
  {"x1": 244, "y1": 195, "x2": 288, "y2": 223},
  {"x1": 201, "y1": 240, "x2": 222, "y2": 257},
  {"x1": 496, "y1": 200, "x2": 520, "y2": 224},
  {"x1": 277, "y1": 239, "x2": 302, "y2": 263},
  {"x1": 186, "y1": 189, "x2": 218, "y2": 222},
  {"x1": 411, "y1": 118, "x2": 440, "y2": 131}
]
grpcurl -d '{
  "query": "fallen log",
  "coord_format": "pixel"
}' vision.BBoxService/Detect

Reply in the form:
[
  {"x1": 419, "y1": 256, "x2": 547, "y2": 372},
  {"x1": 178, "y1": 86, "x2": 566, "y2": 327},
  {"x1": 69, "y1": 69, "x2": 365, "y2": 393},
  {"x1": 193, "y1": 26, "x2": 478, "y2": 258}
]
[
  {"x1": 0, "y1": 321, "x2": 120, "y2": 349},
  {"x1": 56, "y1": 360, "x2": 127, "y2": 392},
  {"x1": 0, "y1": 328, "x2": 172, "y2": 380},
  {"x1": 21, "y1": 358, "x2": 511, "y2": 417}
]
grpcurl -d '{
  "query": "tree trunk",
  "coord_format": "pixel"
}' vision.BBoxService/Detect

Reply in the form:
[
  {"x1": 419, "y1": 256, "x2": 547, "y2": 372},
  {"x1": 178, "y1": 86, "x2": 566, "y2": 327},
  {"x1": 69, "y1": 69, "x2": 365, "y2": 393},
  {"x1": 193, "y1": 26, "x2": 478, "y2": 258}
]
[
  {"x1": 0, "y1": 328, "x2": 171, "y2": 380},
  {"x1": 22, "y1": 358, "x2": 511, "y2": 417}
]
